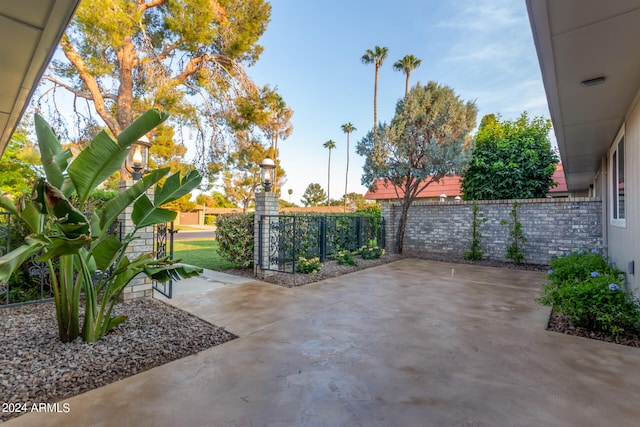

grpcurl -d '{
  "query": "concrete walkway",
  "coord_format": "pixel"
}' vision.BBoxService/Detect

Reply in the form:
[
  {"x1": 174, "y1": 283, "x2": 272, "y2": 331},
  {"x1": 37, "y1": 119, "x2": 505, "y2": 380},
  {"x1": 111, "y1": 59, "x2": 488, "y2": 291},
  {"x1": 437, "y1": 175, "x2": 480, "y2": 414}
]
[{"x1": 9, "y1": 259, "x2": 640, "y2": 426}]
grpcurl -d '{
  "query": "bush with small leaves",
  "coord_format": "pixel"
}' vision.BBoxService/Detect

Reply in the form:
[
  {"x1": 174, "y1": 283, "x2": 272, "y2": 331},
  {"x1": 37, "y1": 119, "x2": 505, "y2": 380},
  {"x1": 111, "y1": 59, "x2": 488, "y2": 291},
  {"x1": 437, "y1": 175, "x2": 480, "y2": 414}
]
[
  {"x1": 359, "y1": 245, "x2": 384, "y2": 260},
  {"x1": 537, "y1": 249, "x2": 640, "y2": 340},
  {"x1": 296, "y1": 257, "x2": 321, "y2": 274},
  {"x1": 334, "y1": 250, "x2": 359, "y2": 266}
]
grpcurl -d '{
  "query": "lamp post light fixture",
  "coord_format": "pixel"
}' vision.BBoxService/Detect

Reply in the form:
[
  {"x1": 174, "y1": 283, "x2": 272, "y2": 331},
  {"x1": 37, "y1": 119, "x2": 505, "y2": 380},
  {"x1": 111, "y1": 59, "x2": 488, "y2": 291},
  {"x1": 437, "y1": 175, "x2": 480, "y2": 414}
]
[
  {"x1": 439, "y1": 193, "x2": 447, "y2": 203},
  {"x1": 260, "y1": 157, "x2": 276, "y2": 192},
  {"x1": 126, "y1": 135, "x2": 151, "y2": 180}
]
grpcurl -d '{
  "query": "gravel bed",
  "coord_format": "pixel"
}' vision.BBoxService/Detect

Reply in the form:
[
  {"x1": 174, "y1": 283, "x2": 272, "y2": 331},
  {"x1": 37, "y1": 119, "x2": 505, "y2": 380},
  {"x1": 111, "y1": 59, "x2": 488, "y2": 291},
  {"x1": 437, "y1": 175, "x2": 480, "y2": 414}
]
[
  {"x1": 547, "y1": 311, "x2": 640, "y2": 348},
  {"x1": 226, "y1": 253, "x2": 407, "y2": 288},
  {"x1": 226, "y1": 252, "x2": 548, "y2": 288},
  {"x1": 0, "y1": 300, "x2": 236, "y2": 423}
]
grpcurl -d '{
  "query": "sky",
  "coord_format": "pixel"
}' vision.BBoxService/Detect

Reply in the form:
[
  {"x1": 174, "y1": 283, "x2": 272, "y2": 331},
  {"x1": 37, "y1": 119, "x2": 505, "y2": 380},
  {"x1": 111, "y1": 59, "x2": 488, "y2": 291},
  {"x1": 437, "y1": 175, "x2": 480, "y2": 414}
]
[{"x1": 237, "y1": 0, "x2": 551, "y2": 205}]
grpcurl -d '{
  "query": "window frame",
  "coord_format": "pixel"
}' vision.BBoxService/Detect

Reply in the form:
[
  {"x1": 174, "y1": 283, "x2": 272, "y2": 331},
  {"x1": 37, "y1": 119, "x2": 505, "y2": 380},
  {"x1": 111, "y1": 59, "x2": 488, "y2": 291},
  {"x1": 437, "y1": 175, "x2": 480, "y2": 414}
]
[{"x1": 609, "y1": 126, "x2": 626, "y2": 228}]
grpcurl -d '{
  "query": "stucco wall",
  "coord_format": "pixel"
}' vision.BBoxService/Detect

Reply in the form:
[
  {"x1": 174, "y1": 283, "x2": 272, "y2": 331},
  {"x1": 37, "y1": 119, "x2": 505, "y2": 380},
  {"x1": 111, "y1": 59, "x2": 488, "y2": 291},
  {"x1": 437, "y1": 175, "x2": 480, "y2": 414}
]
[{"x1": 381, "y1": 198, "x2": 602, "y2": 266}]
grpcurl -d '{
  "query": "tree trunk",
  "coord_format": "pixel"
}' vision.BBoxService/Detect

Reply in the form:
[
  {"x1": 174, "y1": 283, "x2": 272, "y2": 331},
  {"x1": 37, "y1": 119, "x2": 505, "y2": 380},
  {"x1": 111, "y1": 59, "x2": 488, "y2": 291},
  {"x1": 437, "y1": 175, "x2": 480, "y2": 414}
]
[
  {"x1": 405, "y1": 71, "x2": 410, "y2": 96},
  {"x1": 327, "y1": 150, "x2": 331, "y2": 206},
  {"x1": 344, "y1": 132, "x2": 349, "y2": 212},
  {"x1": 395, "y1": 197, "x2": 413, "y2": 254},
  {"x1": 373, "y1": 64, "x2": 380, "y2": 131}
]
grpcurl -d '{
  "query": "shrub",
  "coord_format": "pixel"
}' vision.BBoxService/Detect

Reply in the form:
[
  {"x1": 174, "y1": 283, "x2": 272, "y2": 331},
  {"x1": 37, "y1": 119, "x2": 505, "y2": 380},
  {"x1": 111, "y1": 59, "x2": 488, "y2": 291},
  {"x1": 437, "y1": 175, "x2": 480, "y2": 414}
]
[
  {"x1": 204, "y1": 214, "x2": 217, "y2": 225},
  {"x1": 465, "y1": 202, "x2": 486, "y2": 261},
  {"x1": 334, "y1": 250, "x2": 358, "y2": 266},
  {"x1": 501, "y1": 201, "x2": 526, "y2": 263},
  {"x1": 215, "y1": 213, "x2": 254, "y2": 267},
  {"x1": 296, "y1": 257, "x2": 321, "y2": 274},
  {"x1": 359, "y1": 244, "x2": 384, "y2": 260},
  {"x1": 538, "y1": 250, "x2": 640, "y2": 340}
]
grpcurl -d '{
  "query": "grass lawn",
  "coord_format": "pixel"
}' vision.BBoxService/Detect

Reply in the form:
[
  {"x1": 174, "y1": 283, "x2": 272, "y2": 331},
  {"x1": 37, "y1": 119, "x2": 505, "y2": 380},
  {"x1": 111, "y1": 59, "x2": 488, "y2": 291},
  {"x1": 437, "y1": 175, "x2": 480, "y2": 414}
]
[{"x1": 172, "y1": 239, "x2": 238, "y2": 271}]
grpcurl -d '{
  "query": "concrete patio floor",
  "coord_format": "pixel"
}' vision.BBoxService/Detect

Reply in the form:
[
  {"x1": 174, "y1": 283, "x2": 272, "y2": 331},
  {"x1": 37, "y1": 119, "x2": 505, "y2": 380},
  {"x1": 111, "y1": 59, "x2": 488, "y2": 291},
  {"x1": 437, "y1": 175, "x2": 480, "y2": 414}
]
[{"x1": 8, "y1": 259, "x2": 640, "y2": 426}]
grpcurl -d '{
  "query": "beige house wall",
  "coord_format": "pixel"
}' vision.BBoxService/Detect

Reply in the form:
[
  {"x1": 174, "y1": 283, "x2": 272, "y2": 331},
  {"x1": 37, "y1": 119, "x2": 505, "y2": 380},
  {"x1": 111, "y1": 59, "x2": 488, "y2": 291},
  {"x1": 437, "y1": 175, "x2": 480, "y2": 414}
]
[{"x1": 607, "y1": 91, "x2": 640, "y2": 292}]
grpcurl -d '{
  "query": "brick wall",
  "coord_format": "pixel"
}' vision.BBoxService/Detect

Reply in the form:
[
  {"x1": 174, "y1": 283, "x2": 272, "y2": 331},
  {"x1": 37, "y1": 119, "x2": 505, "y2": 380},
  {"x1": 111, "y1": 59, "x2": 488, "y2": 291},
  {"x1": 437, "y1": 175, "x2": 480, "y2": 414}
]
[{"x1": 381, "y1": 198, "x2": 603, "y2": 265}]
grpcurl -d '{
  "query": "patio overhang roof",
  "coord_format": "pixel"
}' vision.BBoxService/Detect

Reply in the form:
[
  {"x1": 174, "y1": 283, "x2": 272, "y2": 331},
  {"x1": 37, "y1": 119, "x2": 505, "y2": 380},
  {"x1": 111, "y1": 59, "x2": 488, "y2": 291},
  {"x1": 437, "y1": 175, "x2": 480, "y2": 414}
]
[
  {"x1": 526, "y1": 1, "x2": 640, "y2": 190},
  {"x1": 0, "y1": 0, "x2": 80, "y2": 155}
]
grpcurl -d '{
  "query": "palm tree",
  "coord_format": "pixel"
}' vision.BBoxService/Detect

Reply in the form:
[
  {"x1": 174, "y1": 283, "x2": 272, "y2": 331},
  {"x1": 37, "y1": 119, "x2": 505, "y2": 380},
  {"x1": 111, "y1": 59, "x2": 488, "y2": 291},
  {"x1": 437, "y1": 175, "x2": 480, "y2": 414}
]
[
  {"x1": 323, "y1": 140, "x2": 336, "y2": 206},
  {"x1": 341, "y1": 122, "x2": 356, "y2": 211},
  {"x1": 361, "y1": 46, "x2": 389, "y2": 131},
  {"x1": 393, "y1": 54, "x2": 422, "y2": 96}
]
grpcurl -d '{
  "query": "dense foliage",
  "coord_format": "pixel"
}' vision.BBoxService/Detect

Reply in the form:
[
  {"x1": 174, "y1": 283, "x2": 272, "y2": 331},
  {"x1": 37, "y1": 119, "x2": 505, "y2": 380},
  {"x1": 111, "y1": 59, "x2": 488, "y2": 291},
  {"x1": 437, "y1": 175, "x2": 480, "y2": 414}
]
[
  {"x1": 0, "y1": 128, "x2": 39, "y2": 198},
  {"x1": 357, "y1": 81, "x2": 477, "y2": 253},
  {"x1": 296, "y1": 257, "x2": 321, "y2": 274},
  {"x1": 215, "y1": 213, "x2": 255, "y2": 267},
  {"x1": 301, "y1": 183, "x2": 327, "y2": 207},
  {"x1": 538, "y1": 250, "x2": 640, "y2": 340},
  {"x1": 461, "y1": 113, "x2": 559, "y2": 200},
  {"x1": 0, "y1": 110, "x2": 202, "y2": 343}
]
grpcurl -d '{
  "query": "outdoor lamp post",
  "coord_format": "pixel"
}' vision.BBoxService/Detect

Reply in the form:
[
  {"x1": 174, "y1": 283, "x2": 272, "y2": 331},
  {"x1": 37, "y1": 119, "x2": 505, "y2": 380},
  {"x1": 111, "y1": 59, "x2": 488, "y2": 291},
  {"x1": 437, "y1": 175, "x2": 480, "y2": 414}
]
[
  {"x1": 260, "y1": 157, "x2": 276, "y2": 192},
  {"x1": 126, "y1": 135, "x2": 150, "y2": 180},
  {"x1": 439, "y1": 193, "x2": 447, "y2": 203}
]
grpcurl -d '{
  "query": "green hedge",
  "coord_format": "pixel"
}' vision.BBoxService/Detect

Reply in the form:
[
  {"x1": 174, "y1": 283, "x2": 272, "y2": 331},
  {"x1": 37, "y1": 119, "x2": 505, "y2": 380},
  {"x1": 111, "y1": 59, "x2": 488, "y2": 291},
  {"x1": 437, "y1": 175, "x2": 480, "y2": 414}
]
[{"x1": 215, "y1": 213, "x2": 254, "y2": 267}]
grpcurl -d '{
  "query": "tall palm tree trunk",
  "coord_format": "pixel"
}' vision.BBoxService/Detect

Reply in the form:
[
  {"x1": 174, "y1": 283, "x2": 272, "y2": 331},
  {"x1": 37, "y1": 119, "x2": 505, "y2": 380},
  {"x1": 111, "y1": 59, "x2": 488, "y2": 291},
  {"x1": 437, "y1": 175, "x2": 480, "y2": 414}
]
[
  {"x1": 374, "y1": 64, "x2": 380, "y2": 130},
  {"x1": 344, "y1": 133, "x2": 350, "y2": 211},
  {"x1": 327, "y1": 149, "x2": 331, "y2": 206}
]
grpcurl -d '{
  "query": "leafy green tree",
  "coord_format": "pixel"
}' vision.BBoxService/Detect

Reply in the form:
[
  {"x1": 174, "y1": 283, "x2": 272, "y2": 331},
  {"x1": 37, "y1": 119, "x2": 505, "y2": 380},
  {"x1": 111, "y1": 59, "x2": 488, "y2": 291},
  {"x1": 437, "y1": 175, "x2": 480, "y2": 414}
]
[
  {"x1": 393, "y1": 54, "x2": 422, "y2": 96},
  {"x1": 461, "y1": 113, "x2": 559, "y2": 200},
  {"x1": 301, "y1": 183, "x2": 327, "y2": 207},
  {"x1": 341, "y1": 122, "x2": 356, "y2": 210},
  {"x1": 357, "y1": 81, "x2": 477, "y2": 253},
  {"x1": 361, "y1": 46, "x2": 389, "y2": 131},
  {"x1": 0, "y1": 129, "x2": 40, "y2": 199},
  {"x1": 344, "y1": 192, "x2": 367, "y2": 210},
  {"x1": 196, "y1": 192, "x2": 235, "y2": 208},
  {"x1": 323, "y1": 140, "x2": 336, "y2": 206},
  {"x1": 223, "y1": 137, "x2": 284, "y2": 211},
  {"x1": 0, "y1": 110, "x2": 202, "y2": 343},
  {"x1": 43, "y1": 0, "x2": 271, "y2": 183}
]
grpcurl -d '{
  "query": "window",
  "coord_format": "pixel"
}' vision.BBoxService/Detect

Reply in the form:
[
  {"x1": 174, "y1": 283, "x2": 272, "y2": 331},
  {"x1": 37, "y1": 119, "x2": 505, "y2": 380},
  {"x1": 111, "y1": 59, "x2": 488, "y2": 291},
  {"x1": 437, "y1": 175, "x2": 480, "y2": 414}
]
[{"x1": 610, "y1": 130, "x2": 625, "y2": 227}]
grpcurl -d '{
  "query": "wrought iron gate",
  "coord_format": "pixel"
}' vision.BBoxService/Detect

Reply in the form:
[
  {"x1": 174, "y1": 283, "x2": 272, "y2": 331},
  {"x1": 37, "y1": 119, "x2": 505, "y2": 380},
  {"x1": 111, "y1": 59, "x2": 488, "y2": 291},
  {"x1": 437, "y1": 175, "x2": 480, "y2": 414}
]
[
  {"x1": 258, "y1": 215, "x2": 385, "y2": 274},
  {"x1": 153, "y1": 221, "x2": 175, "y2": 298}
]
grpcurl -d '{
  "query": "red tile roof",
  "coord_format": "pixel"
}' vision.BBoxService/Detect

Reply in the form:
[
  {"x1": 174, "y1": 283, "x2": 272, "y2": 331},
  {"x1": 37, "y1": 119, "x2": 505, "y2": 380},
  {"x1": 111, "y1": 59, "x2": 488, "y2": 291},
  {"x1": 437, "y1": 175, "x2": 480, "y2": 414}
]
[{"x1": 365, "y1": 164, "x2": 568, "y2": 200}]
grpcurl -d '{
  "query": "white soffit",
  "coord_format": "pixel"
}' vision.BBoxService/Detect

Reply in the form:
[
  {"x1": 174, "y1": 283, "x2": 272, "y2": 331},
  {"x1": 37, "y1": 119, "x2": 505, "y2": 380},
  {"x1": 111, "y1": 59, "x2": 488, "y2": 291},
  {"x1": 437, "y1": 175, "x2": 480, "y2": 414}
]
[
  {"x1": 527, "y1": 0, "x2": 640, "y2": 190},
  {"x1": 0, "y1": 0, "x2": 80, "y2": 154}
]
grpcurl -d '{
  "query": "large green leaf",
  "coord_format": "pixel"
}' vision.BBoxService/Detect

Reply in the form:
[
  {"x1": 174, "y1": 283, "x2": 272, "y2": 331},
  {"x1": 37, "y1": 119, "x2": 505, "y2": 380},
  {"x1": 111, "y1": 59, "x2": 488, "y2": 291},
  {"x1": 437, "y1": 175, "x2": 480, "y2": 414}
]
[
  {"x1": 42, "y1": 182, "x2": 90, "y2": 238},
  {"x1": 117, "y1": 109, "x2": 169, "y2": 146},
  {"x1": 0, "y1": 195, "x2": 19, "y2": 217},
  {"x1": 37, "y1": 235, "x2": 93, "y2": 261},
  {"x1": 98, "y1": 168, "x2": 169, "y2": 234},
  {"x1": 68, "y1": 109, "x2": 169, "y2": 205},
  {"x1": 0, "y1": 239, "x2": 47, "y2": 283},
  {"x1": 131, "y1": 195, "x2": 177, "y2": 228},
  {"x1": 35, "y1": 114, "x2": 72, "y2": 190},
  {"x1": 144, "y1": 263, "x2": 203, "y2": 283},
  {"x1": 154, "y1": 170, "x2": 202, "y2": 206},
  {"x1": 92, "y1": 236, "x2": 123, "y2": 271},
  {"x1": 68, "y1": 131, "x2": 129, "y2": 205}
]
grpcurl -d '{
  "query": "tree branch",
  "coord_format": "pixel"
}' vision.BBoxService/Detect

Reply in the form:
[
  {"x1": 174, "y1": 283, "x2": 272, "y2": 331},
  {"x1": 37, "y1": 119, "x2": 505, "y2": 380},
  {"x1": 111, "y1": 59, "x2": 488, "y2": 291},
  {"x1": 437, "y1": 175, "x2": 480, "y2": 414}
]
[
  {"x1": 44, "y1": 76, "x2": 117, "y2": 102},
  {"x1": 138, "y1": 0, "x2": 167, "y2": 13},
  {"x1": 60, "y1": 35, "x2": 121, "y2": 135}
]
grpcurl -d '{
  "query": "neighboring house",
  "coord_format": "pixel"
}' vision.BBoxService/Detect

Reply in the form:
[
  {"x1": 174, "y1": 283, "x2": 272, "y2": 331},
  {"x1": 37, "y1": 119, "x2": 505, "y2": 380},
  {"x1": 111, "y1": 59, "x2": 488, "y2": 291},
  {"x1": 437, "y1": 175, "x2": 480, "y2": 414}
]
[
  {"x1": 365, "y1": 164, "x2": 570, "y2": 202},
  {"x1": 526, "y1": 1, "x2": 640, "y2": 291},
  {"x1": 0, "y1": 1, "x2": 81, "y2": 152}
]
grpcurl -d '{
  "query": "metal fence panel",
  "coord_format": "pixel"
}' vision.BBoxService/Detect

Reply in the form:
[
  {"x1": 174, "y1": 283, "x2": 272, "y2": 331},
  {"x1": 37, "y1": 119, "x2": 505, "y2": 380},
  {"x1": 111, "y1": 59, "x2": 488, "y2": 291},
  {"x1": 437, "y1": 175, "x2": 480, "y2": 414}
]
[{"x1": 258, "y1": 215, "x2": 385, "y2": 274}]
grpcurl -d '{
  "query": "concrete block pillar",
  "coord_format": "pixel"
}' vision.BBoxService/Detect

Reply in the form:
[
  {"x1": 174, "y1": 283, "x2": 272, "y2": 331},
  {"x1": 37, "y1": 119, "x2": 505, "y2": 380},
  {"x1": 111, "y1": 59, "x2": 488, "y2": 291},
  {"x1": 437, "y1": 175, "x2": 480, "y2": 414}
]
[
  {"x1": 254, "y1": 191, "x2": 279, "y2": 279},
  {"x1": 118, "y1": 180, "x2": 154, "y2": 301}
]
